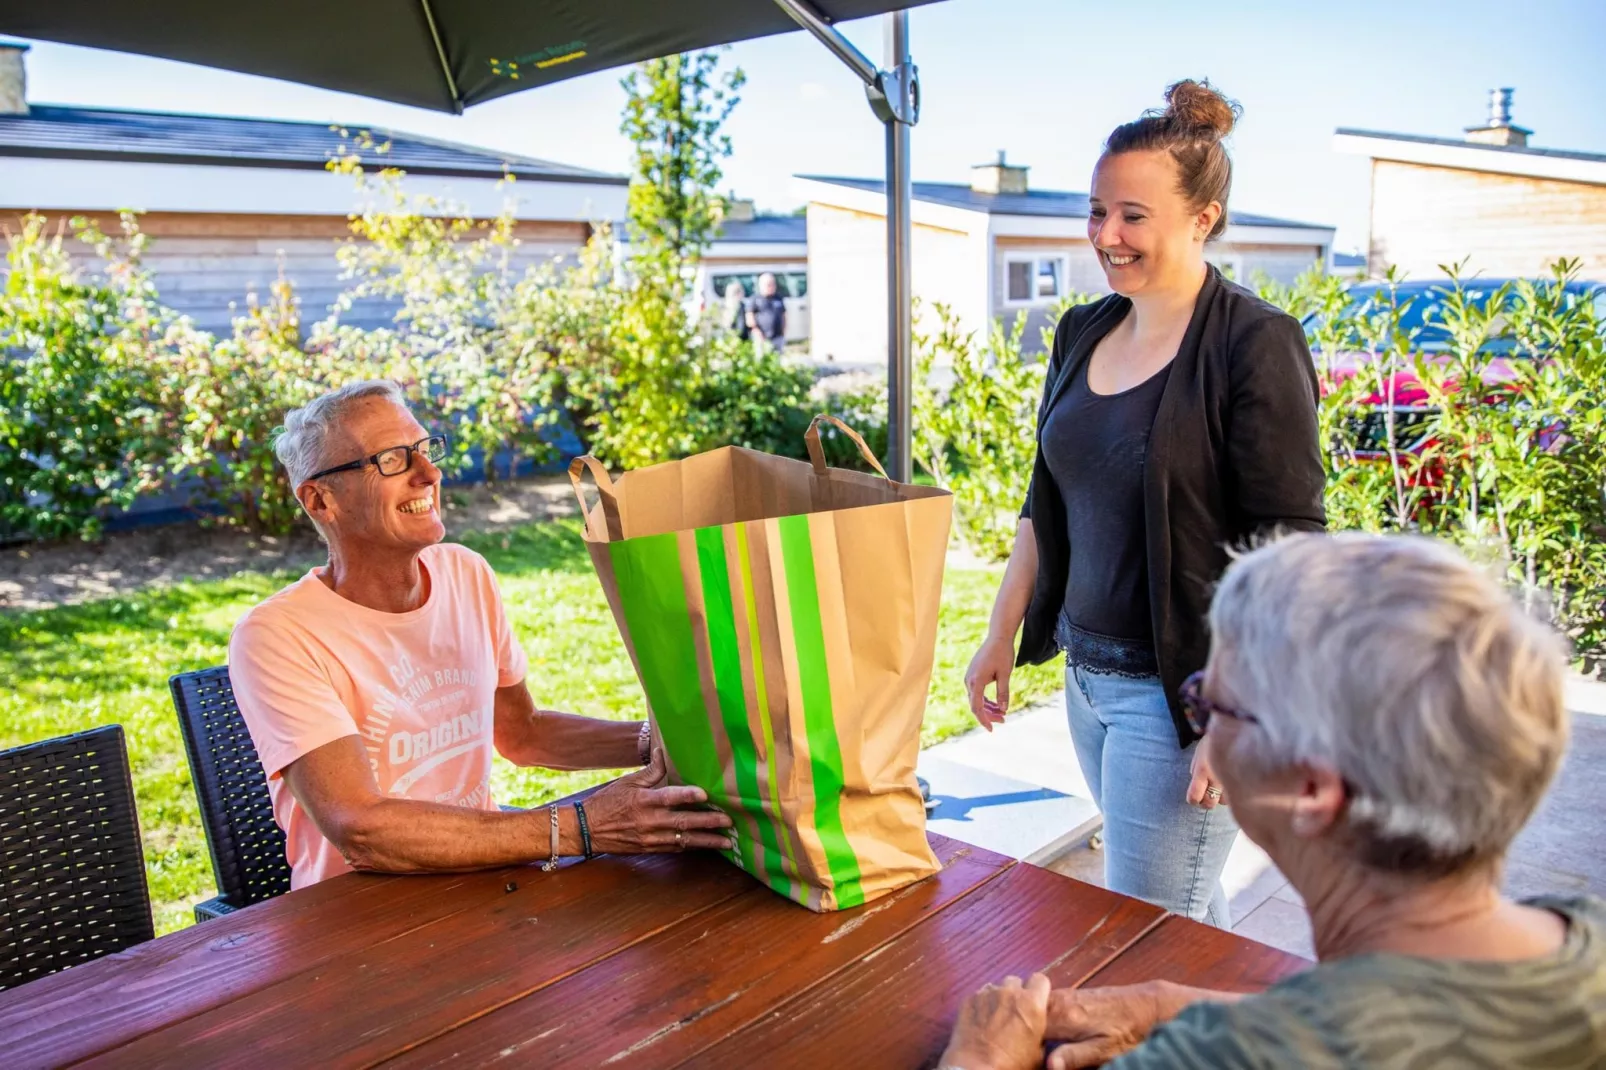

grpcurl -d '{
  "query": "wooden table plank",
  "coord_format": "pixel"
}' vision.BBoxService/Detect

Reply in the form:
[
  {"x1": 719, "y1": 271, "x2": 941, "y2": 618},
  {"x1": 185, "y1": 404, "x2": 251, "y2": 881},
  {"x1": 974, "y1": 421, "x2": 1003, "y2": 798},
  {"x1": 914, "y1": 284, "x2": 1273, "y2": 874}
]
[
  {"x1": 689, "y1": 866, "x2": 1166, "y2": 1070},
  {"x1": 0, "y1": 866, "x2": 523, "y2": 1069},
  {"x1": 1075, "y1": 914, "x2": 1311, "y2": 993},
  {"x1": 381, "y1": 834, "x2": 1015, "y2": 1069},
  {"x1": 77, "y1": 852, "x2": 753, "y2": 1070}
]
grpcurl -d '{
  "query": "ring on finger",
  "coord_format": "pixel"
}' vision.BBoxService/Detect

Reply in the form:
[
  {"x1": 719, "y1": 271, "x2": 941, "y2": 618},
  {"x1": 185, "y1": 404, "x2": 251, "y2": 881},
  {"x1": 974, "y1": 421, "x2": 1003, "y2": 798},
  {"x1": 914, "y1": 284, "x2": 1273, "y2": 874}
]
[
  {"x1": 1204, "y1": 786, "x2": 1223, "y2": 799},
  {"x1": 675, "y1": 830, "x2": 684, "y2": 850}
]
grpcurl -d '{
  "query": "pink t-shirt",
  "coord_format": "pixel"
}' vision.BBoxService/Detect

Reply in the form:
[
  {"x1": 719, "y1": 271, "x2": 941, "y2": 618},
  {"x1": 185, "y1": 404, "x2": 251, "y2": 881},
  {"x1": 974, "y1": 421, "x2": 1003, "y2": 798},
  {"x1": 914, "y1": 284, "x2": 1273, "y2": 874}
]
[{"x1": 228, "y1": 542, "x2": 528, "y2": 888}]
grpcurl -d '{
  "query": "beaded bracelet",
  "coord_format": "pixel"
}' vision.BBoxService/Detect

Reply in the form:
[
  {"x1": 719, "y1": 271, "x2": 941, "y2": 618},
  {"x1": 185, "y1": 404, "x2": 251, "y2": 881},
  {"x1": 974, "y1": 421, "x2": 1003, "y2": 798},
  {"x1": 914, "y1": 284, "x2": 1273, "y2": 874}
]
[
  {"x1": 573, "y1": 800, "x2": 595, "y2": 860},
  {"x1": 637, "y1": 720, "x2": 652, "y2": 765}
]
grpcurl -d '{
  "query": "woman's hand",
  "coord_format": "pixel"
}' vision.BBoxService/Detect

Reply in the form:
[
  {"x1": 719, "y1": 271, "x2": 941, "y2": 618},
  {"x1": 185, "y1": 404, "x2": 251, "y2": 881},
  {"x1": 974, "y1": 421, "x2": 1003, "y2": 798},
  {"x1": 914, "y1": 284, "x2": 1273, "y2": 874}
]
[
  {"x1": 1186, "y1": 735, "x2": 1228, "y2": 810},
  {"x1": 964, "y1": 635, "x2": 1017, "y2": 732},
  {"x1": 939, "y1": 973, "x2": 1051, "y2": 1070},
  {"x1": 1043, "y1": 983, "x2": 1171, "y2": 1069},
  {"x1": 582, "y1": 747, "x2": 736, "y2": 854}
]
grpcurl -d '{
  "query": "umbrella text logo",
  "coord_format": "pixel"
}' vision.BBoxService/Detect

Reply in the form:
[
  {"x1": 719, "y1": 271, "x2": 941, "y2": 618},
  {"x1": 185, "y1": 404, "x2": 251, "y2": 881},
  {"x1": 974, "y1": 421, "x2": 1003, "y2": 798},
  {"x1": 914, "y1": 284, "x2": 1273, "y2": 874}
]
[{"x1": 489, "y1": 41, "x2": 588, "y2": 80}]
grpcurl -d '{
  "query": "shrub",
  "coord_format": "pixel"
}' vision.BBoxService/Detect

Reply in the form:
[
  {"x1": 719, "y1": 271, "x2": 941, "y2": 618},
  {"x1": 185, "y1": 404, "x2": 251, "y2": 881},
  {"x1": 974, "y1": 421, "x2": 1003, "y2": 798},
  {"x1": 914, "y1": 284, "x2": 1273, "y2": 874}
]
[
  {"x1": 913, "y1": 295, "x2": 1095, "y2": 560},
  {"x1": 1260, "y1": 259, "x2": 1606, "y2": 661},
  {"x1": 312, "y1": 163, "x2": 566, "y2": 480},
  {"x1": 810, "y1": 378, "x2": 890, "y2": 472},
  {"x1": 164, "y1": 274, "x2": 368, "y2": 534},
  {"x1": 685, "y1": 332, "x2": 817, "y2": 457},
  {"x1": 0, "y1": 213, "x2": 169, "y2": 540}
]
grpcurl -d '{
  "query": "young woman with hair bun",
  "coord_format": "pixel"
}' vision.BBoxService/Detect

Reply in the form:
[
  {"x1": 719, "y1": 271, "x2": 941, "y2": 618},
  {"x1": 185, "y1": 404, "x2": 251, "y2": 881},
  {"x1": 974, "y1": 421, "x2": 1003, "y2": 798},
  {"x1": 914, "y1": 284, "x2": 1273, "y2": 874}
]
[{"x1": 963, "y1": 80, "x2": 1327, "y2": 926}]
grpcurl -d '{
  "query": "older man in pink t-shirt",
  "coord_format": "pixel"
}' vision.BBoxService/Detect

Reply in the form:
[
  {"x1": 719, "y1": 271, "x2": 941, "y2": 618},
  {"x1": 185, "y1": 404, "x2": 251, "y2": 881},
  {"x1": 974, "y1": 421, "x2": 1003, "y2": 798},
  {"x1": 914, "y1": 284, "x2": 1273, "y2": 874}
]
[{"x1": 229, "y1": 380, "x2": 732, "y2": 888}]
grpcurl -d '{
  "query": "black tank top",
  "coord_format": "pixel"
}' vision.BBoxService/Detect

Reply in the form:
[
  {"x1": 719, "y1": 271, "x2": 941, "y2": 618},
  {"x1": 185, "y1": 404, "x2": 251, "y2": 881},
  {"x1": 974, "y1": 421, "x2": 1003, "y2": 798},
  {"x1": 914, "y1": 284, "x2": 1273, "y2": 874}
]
[{"x1": 1039, "y1": 357, "x2": 1170, "y2": 674}]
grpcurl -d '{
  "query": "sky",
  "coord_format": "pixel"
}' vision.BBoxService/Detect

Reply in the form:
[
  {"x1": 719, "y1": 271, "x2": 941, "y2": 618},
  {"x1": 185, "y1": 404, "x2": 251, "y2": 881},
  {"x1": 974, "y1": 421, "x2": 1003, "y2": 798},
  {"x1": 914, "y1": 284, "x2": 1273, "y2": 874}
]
[{"x1": 12, "y1": 0, "x2": 1606, "y2": 252}]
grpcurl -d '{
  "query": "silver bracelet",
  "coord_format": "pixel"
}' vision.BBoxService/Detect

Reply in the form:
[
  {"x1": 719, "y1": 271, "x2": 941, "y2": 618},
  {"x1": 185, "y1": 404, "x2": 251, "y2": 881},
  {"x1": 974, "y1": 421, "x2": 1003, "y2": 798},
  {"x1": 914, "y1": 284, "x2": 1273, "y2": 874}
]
[
  {"x1": 541, "y1": 803, "x2": 560, "y2": 872},
  {"x1": 637, "y1": 720, "x2": 652, "y2": 765}
]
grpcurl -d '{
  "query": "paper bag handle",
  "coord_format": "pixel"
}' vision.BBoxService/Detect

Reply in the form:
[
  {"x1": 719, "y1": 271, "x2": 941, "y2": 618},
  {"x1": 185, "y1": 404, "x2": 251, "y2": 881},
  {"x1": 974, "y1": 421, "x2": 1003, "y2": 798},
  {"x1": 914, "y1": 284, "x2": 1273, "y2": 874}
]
[
  {"x1": 568, "y1": 455, "x2": 623, "y2": 541},
  {"x1": 805, "y1": 413, "x2": 890, "y2": 481}
]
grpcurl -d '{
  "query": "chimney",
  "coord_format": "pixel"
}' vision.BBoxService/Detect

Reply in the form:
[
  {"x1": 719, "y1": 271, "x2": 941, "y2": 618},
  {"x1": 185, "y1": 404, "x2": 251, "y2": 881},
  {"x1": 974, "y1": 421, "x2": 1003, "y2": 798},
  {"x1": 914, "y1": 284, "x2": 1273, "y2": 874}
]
[
  {"x1": 1464, "y1": 87, "x2": 1531, "y2": 148},
  {"x1": 971, "y1": 150, "x2": 1029, "y2": 195},
  {"x1": 722, "y1": 197, "x2": 757, "y2": 222},
  {"x1": 0, "y1": 41, "x2": 27, "y2": 116}
]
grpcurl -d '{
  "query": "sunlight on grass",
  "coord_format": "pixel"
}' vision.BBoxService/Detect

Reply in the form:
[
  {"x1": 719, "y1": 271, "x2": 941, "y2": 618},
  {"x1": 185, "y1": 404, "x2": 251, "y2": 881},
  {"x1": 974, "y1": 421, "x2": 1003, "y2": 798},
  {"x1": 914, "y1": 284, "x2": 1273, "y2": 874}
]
[{"x1": 1, "y1": 518, "x2": 1063, "y2": 934}]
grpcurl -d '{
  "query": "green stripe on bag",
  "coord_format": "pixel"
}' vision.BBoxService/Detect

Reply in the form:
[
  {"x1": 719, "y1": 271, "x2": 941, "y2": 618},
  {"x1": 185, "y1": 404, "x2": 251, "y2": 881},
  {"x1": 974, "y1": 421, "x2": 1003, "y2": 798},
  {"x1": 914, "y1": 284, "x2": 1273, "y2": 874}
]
[
  {"x1": 777, "y1": 514, "x2": 865, "y2": 908},
  {"x1": 696, "y1": 526, "x2": 794, "y2": 896},
  {"x1": 608, "y1": 534, "x2": 724, "y2": 798},
  {"x1": 735, "y1": 523, "x2": 805, "y2": 884}
]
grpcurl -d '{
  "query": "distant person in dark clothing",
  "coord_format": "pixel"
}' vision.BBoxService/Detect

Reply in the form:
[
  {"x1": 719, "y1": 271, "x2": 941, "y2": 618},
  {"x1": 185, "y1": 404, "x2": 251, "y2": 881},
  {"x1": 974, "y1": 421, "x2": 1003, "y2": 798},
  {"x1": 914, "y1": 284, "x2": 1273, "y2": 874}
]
[{"x1": 745, "y1": 272, "x2": 787, "y2": 352}]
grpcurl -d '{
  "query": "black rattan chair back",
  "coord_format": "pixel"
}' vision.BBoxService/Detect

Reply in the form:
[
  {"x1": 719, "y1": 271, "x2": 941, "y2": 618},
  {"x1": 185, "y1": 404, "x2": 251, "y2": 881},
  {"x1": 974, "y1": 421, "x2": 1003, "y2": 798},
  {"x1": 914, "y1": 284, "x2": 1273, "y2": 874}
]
[
  {"x1": 0, "y1": 725, "x2": 154, "y2": 989},
  {"x1": 169, "y1": 667, "x2": 292, "y2": 918}
]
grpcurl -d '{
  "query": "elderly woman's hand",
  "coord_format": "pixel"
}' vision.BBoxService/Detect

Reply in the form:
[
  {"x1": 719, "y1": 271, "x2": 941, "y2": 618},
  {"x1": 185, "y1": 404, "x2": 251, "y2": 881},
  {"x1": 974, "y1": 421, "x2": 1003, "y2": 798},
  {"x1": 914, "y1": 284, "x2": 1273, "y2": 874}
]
[
  {"x1": 1044, "y1": 981, "x2": 1241, "y2": 1068},
  {"x1": 1041, "y1": 983, "x2": 1170, "y2": 1068},
  {"x1": 939, "y1": 973, "x2": 1051, "y2": 1070}
]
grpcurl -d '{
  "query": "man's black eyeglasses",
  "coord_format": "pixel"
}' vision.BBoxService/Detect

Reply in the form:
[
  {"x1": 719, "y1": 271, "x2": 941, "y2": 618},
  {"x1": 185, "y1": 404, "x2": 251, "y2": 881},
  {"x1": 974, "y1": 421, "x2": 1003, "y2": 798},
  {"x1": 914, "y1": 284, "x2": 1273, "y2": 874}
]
[
  {"x1": 1179, "y1": 670, "x2": 1263, "y2": 736},
  {"x1": 306, "y1": 435, "x2": 449, "y2": 483}
]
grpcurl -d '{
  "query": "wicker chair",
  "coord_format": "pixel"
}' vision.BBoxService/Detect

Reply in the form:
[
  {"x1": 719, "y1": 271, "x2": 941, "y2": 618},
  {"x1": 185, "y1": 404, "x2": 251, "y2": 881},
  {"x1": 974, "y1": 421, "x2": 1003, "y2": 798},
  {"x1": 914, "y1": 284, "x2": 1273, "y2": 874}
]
[
  {"x1": 169, "y1": 666, "x2": 292, "y2": 922},
  {"x1": 0, "y1": 725, "x2": 155, "y2": 990}
]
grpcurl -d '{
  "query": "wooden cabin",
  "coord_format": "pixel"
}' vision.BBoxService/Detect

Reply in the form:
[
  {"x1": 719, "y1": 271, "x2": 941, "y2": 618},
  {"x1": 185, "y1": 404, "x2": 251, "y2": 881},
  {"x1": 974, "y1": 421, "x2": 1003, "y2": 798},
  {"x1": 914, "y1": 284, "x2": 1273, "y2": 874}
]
[
  {"x1": 0, "y1": 41, "x2": 627, "y2": 335},
  {"x1": 1335, "y1": 89, "x2": 1606, "y2": 282}
]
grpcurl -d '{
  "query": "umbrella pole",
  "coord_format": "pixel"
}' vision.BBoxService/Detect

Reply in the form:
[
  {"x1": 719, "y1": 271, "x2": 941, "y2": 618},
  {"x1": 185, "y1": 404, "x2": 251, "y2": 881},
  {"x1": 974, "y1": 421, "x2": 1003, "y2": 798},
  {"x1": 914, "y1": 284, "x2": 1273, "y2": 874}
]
[
  {"x1": 882, "y1": 12, "x2": 915, "y2": 484},
  {"x1": 774, "y1": 2, "x2": 920, "y2": 482}
]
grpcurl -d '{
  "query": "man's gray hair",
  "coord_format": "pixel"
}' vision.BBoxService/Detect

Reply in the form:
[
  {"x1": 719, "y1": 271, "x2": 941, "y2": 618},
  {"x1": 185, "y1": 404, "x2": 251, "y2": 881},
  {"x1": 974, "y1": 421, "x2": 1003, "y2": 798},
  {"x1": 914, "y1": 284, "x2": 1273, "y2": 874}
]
[
  {"x1": 275, "y1": 379, "x2": 408, "y2": 487},
  {"x1": 1209, "y1": 533, "x2": 1569, "y2": 877}
]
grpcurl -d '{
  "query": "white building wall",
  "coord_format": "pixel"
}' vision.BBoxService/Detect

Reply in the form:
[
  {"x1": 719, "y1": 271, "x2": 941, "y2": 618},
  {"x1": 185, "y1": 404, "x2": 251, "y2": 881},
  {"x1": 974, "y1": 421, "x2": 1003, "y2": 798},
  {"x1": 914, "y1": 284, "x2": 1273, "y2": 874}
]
[
  {"x1": 805, "y1": 203, "x2": 987, "y2": 366},
  {"x1": 1206, "y1": 244, "x2": 1327, "y2": 287}
]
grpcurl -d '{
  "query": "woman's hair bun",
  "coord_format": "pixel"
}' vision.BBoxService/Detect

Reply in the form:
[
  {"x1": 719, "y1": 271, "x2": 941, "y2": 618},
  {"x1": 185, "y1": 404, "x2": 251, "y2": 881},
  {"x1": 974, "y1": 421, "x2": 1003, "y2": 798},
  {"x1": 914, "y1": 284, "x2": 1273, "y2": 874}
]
[{"x1": 1163, "y1": 79, "x2": 1240, "y2": 139}]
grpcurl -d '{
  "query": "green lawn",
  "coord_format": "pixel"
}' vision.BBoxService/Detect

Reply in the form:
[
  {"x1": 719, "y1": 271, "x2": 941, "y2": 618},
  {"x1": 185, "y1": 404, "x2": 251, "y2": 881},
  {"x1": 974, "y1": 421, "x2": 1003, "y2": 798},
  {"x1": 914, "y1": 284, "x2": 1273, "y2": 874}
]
[{"x1": 0, "y1": 517, "x2": 1063, "y2": 934}]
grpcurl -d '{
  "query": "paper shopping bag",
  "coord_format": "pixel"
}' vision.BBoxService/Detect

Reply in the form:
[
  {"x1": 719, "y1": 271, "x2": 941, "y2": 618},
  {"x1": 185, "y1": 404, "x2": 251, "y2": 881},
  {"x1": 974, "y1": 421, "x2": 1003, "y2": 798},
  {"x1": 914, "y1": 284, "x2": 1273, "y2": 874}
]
[{"x1": 569, "y1": 416, "x2": 953, "y2": 910}]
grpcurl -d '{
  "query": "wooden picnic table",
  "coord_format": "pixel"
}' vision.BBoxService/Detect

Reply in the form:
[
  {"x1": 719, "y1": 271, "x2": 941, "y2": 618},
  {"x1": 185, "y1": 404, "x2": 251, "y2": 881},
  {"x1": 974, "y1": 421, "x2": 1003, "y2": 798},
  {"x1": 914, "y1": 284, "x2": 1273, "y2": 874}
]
[{"x1": 0, "y1": 833, "x2": 1308, "y2": 1069}]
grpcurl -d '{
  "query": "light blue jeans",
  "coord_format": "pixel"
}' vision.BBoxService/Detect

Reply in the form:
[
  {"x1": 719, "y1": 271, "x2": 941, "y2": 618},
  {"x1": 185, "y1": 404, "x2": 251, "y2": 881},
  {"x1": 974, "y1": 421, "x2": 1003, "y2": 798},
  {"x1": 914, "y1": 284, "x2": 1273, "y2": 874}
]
[{"x1": 1064, "y1": 665, "x2": 1238, "y2": 927}]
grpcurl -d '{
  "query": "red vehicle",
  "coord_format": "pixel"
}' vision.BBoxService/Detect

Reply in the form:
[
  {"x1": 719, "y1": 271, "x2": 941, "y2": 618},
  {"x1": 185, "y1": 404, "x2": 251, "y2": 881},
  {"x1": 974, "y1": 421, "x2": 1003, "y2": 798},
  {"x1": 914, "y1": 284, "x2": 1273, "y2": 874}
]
[{"x1": 1302, "y1": 278, "x2": 1606, "y2": 462}]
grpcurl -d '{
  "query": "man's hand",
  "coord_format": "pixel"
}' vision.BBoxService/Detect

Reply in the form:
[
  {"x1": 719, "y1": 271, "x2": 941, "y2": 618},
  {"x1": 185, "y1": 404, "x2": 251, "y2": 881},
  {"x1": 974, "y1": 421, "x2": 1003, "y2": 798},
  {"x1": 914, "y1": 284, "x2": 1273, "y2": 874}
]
[
  {"x1": 1045, "y1": 982, "x2": 1221, "y2": 1069},
  {"x1": 939, "y1": 973, "x2": 1051, "y2": 1070},
  {"x1": 583, "y1": 746, "x2": 735, "y2": 854}
]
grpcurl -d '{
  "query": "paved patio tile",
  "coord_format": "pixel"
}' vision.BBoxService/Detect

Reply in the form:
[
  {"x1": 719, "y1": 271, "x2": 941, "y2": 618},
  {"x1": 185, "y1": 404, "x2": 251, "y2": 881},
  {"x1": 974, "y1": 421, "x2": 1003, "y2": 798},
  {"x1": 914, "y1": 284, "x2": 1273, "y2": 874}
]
[
  {"x1": 917, "y1": 754, "x2": 1101, "y2": 865},
  {"x1": 1233, "y1": 897, "x2": 1316, "y2": 960}
]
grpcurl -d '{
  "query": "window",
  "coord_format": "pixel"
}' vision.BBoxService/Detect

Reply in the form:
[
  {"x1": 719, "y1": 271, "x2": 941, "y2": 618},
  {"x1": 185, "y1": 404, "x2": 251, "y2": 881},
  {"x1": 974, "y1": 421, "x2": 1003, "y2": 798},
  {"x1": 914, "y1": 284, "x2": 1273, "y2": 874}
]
[{"x1": 1004, "y1": 256, "x2": 1067, "y2": 304}]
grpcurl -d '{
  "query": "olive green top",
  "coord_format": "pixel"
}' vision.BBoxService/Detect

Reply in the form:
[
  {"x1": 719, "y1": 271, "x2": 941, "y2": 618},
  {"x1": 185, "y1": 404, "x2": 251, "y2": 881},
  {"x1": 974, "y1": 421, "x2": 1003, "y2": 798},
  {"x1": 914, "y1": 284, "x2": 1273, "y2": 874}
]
[{"x1": 1110, "y1": 896, "x2": 1606, "y2": 1069}]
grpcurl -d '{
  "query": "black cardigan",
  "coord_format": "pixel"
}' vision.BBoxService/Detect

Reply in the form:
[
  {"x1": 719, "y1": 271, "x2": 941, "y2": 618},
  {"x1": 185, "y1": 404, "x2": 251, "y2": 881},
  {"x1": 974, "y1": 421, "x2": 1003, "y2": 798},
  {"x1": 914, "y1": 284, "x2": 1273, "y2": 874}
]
[{"x1": 1018, "y1": 266, "x2": 1327, "y2": 746}]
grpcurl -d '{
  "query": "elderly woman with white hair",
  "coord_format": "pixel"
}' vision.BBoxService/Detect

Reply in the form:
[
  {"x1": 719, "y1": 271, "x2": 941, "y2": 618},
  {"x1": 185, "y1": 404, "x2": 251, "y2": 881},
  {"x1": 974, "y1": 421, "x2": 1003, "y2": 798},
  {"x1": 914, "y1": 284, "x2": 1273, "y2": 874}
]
[{"x1": 939, "y1": 533, "x2": 1606, "y2": 1070}]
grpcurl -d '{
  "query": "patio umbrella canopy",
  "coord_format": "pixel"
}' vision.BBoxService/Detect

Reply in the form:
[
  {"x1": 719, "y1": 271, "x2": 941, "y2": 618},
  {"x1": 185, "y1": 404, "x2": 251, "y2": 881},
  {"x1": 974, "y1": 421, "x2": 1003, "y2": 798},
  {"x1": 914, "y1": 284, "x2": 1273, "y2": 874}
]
[
  {"x1": 0, "y1": 0, "x2": 937, "y2": 114},
  {"x1": 0, "y1": 0, "x2": 937, "y2": 479}
]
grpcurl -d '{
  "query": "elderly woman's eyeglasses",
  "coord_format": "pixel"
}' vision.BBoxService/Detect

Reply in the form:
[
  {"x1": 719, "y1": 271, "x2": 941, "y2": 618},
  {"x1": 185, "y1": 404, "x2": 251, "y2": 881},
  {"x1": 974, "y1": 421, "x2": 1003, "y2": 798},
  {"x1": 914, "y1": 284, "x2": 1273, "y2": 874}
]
[
  {"x1": 1179, "y1": 670, "x2": 1262, "y2": 735},
  {"x1": 307, "y1": 435, "x2": 449, "y2": 482}
]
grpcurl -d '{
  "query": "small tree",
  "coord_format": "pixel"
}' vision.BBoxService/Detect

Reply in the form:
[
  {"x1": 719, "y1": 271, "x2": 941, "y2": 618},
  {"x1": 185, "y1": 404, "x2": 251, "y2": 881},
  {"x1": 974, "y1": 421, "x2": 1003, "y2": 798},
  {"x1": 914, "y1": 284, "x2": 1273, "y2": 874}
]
[{"x1": 577, "y1": 50, "x2": 746, "y2": 468}]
